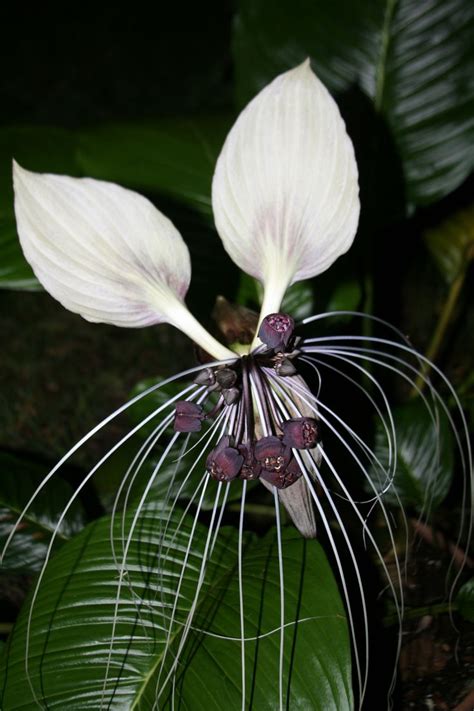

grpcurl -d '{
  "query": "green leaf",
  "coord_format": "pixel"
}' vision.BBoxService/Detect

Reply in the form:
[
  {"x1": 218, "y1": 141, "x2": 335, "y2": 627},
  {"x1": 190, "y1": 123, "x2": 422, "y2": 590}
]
[
  {"x1": 78, "y1": 120, "x2": 240, "y2": 314},
  {"x1": 424, "y1": 205, "x2": 474, "y2": 284},
  {"x1": 282, "y1": 281, "x2": 315, "y2": 321},
  {"x1": 369, "y1": 399, "x2": 454, "y2": 511},
  {"x1": 326, "y1": 279, "x2": 362, "y2": 315},
  {"x1": 128, "y1": 376, "x2": 193, "y2": 439},
  {"x1": 234, "y1": 0, "x2": 474, "y2": 207},
  {"x1": 0, "y1": 126, "x2": 80, "y2": 289},
  {"x1": 1, "y1": 504, "x2": 352, "y2": 709},
  {"x1": 77, "y1": 116, "x2": 233, "y2": 220},
  {"x1": 236, "y1": 273, "x2": 314, "y2": 321},
  {"x1": 0, "y1": 118, "x2": 239, "y2": 297},
  {"x1": 0, "y1": 217, "x2": 38, "y2": 290},
  {"x1": 0, "y1": 452, "x2": 85, "y2": 573},
  {"x1": 456, "y1": 577, "x2": 474, "y2": 623},
  {"x1": 236, "y1": 272, "x2": 264, "y2": 309}
]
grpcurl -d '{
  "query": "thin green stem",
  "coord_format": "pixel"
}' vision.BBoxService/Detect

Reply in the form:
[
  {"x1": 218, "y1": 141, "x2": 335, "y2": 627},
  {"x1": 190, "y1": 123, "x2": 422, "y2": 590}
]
[
  {"x1": 384, "y1": 602, "x2": 457, "y2": 627},
  {"x1": 411, "y1": 269, "x2": 466, "y2": 396}
]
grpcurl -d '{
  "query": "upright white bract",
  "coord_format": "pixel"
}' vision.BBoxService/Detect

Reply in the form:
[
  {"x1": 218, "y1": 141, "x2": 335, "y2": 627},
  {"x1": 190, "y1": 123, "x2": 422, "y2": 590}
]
[
  {"x1": 212, "y1": 60, "x2": 360, "y2": 318},
  {"x1": 13, "y1": 163, "x2": 192, "y2": 329}
]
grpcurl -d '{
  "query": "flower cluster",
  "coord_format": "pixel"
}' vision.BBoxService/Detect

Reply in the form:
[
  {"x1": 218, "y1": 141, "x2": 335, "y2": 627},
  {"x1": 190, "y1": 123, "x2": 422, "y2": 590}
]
[{"x1": 174, "y1": 313, "x2": 321, "y2": 489}]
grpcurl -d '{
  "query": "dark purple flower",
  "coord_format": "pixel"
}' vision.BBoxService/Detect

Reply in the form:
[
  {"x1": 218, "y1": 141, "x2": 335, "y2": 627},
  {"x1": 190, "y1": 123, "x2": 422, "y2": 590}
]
[
  {"x1": 282, "y1": 417, "x2": 321, "y2": 449},
  {"x1": 173, "y1": 401, "x2": 204, "y2": 432},
  {"x1": 258, "y1": 313, "x2": 295, "y2": 351},
  {"x1": 260, "y1": 455, "x2": 302, "y2": 489},
  {"x1": 215, "y1": 367, "x2": 237, "y2": 389},
  {"x1": 193, "y1": 367, "x2": 216, "y2": 387},
  {"x1": 238, "y1": 443, "x2": 261, "y2": 480},
  {"x1": 254, "y1": 435, "x2": 291, "y2": 473},
  {"x1": 206, "y1": 436, "x2": 243, "y2": 481},
  {"x1": 222, "y1": 387, "x2": 240, "y2": 405}
]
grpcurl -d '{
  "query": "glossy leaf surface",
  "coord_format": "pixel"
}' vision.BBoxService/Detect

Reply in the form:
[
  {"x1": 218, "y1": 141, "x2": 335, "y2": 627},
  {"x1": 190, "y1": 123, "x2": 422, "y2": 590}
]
[
  {"x1": 1, "y1": 502, "x2": 352, "y2": 709},
  {"x1": 369, "y1": 399, "x2": 454, "y2": 511},
  {"x1": 234, "y1": 0, "x2": 474, "y2": 207},
  {"x1": 0, "y1": 452, "x2": 85, "y2": 573}
]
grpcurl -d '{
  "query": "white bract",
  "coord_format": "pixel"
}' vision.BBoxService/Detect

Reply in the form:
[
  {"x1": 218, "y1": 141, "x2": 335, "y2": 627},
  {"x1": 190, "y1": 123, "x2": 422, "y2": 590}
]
[
  {"x1": 213, "y1": 59, "x2": 360, "y2": 321},
  {"x1": 13, "y1": 162, "x2": 233, "y2": 360},
  {"x1": 5, "y1": 60, "x2": 471, "y2": 711}
]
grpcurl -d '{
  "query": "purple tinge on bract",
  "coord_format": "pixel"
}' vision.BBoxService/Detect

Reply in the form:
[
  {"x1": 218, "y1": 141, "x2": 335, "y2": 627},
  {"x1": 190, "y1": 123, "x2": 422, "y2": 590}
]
[
  {"x1": 173, "y1": 401, "x2": 204, "y2": 432},
  {"x1": 258, "y1": 313, "x2": 295, "y2": 351},
  {"x1": 281, "y1": 417, "x2": 320, "y2": 449}
]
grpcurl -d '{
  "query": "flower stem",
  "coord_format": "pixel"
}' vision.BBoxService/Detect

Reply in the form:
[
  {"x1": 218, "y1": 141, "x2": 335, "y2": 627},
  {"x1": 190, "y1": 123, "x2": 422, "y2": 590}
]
[
  {"x1": 168, "y1": 300, "x2": 236, "y2": 361},
  {"x1": 384, "y1": 601, "x2": 456, "y2": 627},
  {"x1": 411, "y1": 269, "x2": 466, "y2": 396},
  {"x1": 251, "y1": 272, "x2": 290, "y2": 351}
]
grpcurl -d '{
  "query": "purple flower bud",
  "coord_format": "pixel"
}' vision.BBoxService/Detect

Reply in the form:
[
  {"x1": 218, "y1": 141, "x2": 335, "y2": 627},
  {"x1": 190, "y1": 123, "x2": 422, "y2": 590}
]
[
  {"x1": 258, "y1": 313, "x2": 295, "y2": 351},
  {"x1": 254, "y1": 435, "x2": 291, "y2": 473},
  {"x1": 281, "y1": 417, "x2": 321, "y2": 449},
  {"x1": 222, "y1": 387, "x2": 240, "y2": 405},
  {"x1": 260, "y1": 455, "x2": 302, "y2": 489},
  {"x1": 173, "y1": 401, "x2": 204, "y2": 432},
  {"x1": 275, "y1": 357, "x2": 297, "y2": 376},
  {"x1": 193, "y1": 367, "x2": 216, "y2": 386},
  {"x1": 206, "y1": 437, "x2": 243, "y2": 481},
  {"x1": 216, "y1": 367, "x2": 237, "y2": 389},
  {"x1": 238, "y1": 443, "x2": 261, "y2": 480}
]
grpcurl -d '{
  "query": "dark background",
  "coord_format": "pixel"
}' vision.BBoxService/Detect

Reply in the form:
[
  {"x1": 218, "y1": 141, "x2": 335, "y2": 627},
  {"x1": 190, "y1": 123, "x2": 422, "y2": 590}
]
[{"x1": 1, "y1": 3, "x2": 473, "y2": 709}]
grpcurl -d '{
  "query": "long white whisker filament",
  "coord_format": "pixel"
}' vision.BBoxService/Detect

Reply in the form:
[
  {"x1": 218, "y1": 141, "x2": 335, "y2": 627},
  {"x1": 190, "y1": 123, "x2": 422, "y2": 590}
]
[
  {"x1": 299, "y1": 354, "x2": 396, "y2": 493},
  {"x1": 238, "y1": 480, "x2": 247, "y2": 711},
  {"x1": 153, "y1": 407, "x2": 236, "y2": 699},
  {"x1": 156, "y1": 481, "x2": 224, "y2": 702},
  {"x1": 100, "y1": 430, "x2": 183, "y2": 708},
  {"x1": 23, "y1": 381, "x2": 202, "y2": 709},
  {"x1": 295, "y1": 354, "x2": 410, "y2": 578},
  {"x1": 304, "y1": 342, "x2": 470, "y2": 537},
  {"x1": 266, "y1": 380, "x2": 367, "y2": 706},
  {"x1": 0, "y1": 361, "x2": 234, "y2": 564},
  {"x1": 274, "y1": 487, "x2": 285, "y2": 711}
]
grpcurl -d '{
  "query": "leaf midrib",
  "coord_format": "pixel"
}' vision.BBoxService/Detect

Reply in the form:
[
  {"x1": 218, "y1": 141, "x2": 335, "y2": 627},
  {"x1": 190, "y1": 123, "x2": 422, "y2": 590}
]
[
  {"x1": 130, "y1": 535, "x2": 250, "y2": 709},
  {"x1": 374, "y1": 0, "x2": 399, "y2": 112}
]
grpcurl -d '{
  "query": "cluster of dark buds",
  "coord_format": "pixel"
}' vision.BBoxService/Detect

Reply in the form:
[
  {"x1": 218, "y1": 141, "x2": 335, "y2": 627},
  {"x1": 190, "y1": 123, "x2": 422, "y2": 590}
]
[
  {"x1": 173, "y1": 313, "x2": 321, "y2": 489},
  {"x1": 194, "y1": 365, "x2": 240, "y2": 405},
  {"x1": 205, "y1": 417, "x2": 320, "y2": 489}
]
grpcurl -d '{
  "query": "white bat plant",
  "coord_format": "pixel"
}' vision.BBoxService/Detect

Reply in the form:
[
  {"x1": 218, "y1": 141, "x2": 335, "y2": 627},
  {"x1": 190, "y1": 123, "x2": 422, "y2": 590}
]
[{"x1": 2, "y1": 60, "x2": 471, "y2": 710}]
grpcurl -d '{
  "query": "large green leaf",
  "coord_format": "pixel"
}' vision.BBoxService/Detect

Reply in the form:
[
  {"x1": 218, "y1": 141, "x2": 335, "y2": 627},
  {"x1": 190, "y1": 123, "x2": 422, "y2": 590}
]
[
  {"x1": 77, "y1": 120, "x2": 241, "y2": 313},
  {"x1": 369, "y1": 399, "x2": 454, "y2": 511},
  {"x1": 0, "y1": 452, "x2": 85, "y2": 573},
  {"x1": 1, "y1": 503, "x2": 352, "y2": 709},
  {"x1": 77, "y1": 116, "x2": 233, "y2": 220},
  {"x1": 234, "y1": 0, "x2": 474, "y2": 207}
]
